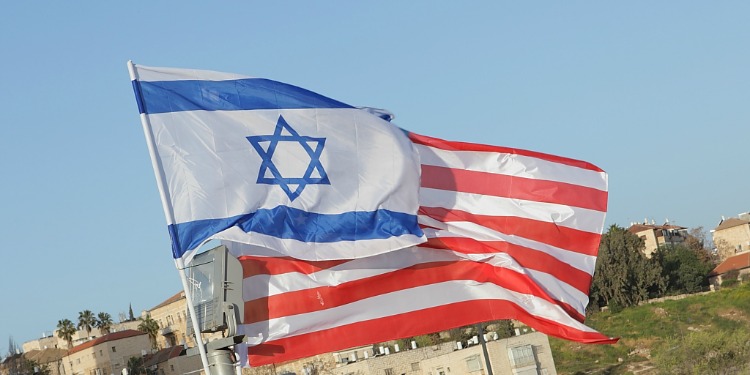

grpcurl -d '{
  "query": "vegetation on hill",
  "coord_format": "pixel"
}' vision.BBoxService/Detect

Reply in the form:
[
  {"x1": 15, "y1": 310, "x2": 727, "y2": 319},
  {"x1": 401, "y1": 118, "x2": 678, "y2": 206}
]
[{"x1": 551, "y1": 282, "x2": 750, "y2": 374}]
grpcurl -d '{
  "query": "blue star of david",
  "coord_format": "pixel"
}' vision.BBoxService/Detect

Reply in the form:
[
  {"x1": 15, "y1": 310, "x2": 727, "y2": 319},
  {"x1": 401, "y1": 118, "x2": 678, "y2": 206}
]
[{"x1": 247, "y1": 115, "x2": 330, "y2": 201}]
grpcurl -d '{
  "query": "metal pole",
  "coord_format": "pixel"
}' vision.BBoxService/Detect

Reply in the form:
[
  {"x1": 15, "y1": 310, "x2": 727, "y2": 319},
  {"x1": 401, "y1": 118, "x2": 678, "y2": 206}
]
[
  {"x1": 128, "y1": 61, "x2": 212, "y2": 375},
  {"x1": 476, "y1": 323, "x2": 494, "y2": 375}
]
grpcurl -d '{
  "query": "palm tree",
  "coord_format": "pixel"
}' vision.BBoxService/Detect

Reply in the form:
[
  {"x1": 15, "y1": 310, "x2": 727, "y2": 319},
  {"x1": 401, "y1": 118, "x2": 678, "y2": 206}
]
[
  {"x1": 77, "y1": 310, "x2": 96, "y2": 338},
  {"x1": 56, "y1": 319, "x2": 76, "y2": 349},
  {"x1": 137, "y1": 314, "x2": 160, "y2": 350},
  {"x1": 96, "y1": 312, "x2": 113, "y2": 335}
]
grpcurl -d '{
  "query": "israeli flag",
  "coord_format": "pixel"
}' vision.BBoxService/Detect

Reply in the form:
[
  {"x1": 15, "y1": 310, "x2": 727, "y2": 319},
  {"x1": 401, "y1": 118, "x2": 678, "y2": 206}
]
[{"x1": 128, "y1": 63, "x2": 425, "y2": 261}]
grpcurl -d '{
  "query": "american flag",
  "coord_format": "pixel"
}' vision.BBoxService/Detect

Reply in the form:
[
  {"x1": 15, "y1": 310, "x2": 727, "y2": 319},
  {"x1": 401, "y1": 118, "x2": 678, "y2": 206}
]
[{"x1": 233, "y1": 132, "x2": 615, "y2": 366}]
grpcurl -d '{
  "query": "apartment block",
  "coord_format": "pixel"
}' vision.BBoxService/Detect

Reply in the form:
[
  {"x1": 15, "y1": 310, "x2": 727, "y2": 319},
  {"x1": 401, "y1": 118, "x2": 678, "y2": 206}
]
[{"x1": 62, "y1": 330, "x2": 150, "y2": 375}]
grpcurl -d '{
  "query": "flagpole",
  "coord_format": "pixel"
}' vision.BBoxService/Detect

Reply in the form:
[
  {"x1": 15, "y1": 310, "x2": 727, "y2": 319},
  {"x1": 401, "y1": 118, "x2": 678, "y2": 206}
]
[
  {"x1": 127, "y1": 61, "x2": 213, "y2": 375},
  {"x1": 476, "y1": 323, "x2": 494, "y2": 375}
]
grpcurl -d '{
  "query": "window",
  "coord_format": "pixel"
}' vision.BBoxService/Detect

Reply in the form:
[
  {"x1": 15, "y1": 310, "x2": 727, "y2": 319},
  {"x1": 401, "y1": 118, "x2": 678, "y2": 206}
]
[
  {"x1": 384, "y1": 369, "x2": 394, "y2": 375},
  {"x1": 465, "y1": 355, "x2": 482, "y2": 372},
  {"x1": 508, "y1": 345, "x2": 536, "y2": 368},
  {"x1": 111, "y1": 346, "x2": 117, "y2": 353},
  {"x1": 99, "y1": 350, "x2": 102, "y2": 356},
  {"x1": 170, "y1": 365, "x2": 174, "y2": 372},
  {"x1": 411, "y1": 362, "x2": 420, "y2": 371}
]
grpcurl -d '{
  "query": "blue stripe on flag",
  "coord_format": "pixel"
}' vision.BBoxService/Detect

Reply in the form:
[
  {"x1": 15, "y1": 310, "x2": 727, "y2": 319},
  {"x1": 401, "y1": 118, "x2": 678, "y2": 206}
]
[
  {"x1": 139, "y1": 78, "x2": 354, "y2": 114},
  {"x1": 168, "y1": 206, "x2": 423, "y2": 259}
]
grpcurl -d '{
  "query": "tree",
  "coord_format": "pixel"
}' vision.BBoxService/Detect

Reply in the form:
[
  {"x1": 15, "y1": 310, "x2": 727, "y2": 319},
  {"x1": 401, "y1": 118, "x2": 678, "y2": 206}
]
[
  {"x1": 56, "y1": 319, "x2": 76, "y2": 349},
  {"x1": 126, "y1": 356, "x2": 145, "y2": 375},
  {"x1": 589, "y1": 225, "x2": 664, "y2": 312},
  {"x1": 77, "y1": 310, "x2": 96, "y2": 338},
  {"x1": 138, "y1": 314, "x2": 160, "y2": 350},
  {"x1": 653, "y1": 244, "x2": 714, "y2": 295},
  {"x1": 492, "y1": 320, "x2": 515, "y2": 339},
  {"x1": 128, "y1": 304, "x2": 135, "y2": 321},
  {"x1": 95, "y1": 312, "x2": 113, "y2": 335}
]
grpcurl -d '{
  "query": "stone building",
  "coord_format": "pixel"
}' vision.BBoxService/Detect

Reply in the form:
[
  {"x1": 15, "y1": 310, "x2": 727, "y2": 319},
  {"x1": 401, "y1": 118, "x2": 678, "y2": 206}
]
[
  {"x1": 23, "y1": 321, "x2": 141, "y2": 353},
  {"x1": 145, "y1": 292, "x2": 193, "y2": 350},
  {"x1": 712, "y1": 214, "x2": 750, "y2": 261},
  {"x1": 708, "y1": 251, "x2": 750, "y2": 288},
  {"x1": 23, "y1": 348, "x2": 68, "y2": 375},
  {"x1": 419, "y1": 332, "x2": 556, "y2": 375},
  {"x1": 627, "y1": 221, "x2": 687, "y2": 258},
  {"x1": 62, "y1": 330, "x2": 151, "y2": 375},
  {"x1": 244, "y1": 332, "x2": 556, "y2": 375},
  {"x1": 142, "y1": 346, "x2": 202, "y2": 375}
]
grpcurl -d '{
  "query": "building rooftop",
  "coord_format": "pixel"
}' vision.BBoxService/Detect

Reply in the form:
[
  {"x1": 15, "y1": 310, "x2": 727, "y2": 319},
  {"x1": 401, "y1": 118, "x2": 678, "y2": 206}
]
[
  {"x1": 68, "y1": 330, "x2": 147, "y2": 355},
  {"x1": 715, "y1": 217, "x2": 750, "y2": 231},
  {"x1": 149, "y1": 291, "x2": 185, "y2": 311},
  {"x1": 23, "y1": 348, "x2": 67, "y2": 364},
  {"x1": 142, "y1": 346, "x2": 184, "y2": 368},
  {"x1": 628, "y1": 223, "x2": 686, "y2": 236},
  {"x1": 710, "y1": 251, "x2": 750, "y2": 276}
]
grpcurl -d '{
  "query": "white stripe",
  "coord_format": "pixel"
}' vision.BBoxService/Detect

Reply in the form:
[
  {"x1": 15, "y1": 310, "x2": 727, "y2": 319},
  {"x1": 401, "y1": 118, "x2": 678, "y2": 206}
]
[
  {"x1": 416, "y1": 144, "x2": 608, "y2": 192},
  {"x1": 147, "y1": 108, "x2": 421, "y2": 224},
  {"x1": 215, "y1": 227, "x2": 423, "y2": 262},
  {"x1": 420, "y1": 187, "x2": 606, "y2": 234},
  {"x1": 240, "y1": 280, "x2": 600, "y2": 345},
  {"x1": 134, "y1": 64, "x2": 251, "y2": 82},
  {"x1": 419, "y1": 217, "x2": 597, "y2": 274},
  {"x1": 242, "y1": 247, "x2": 588, "y2": 315}
]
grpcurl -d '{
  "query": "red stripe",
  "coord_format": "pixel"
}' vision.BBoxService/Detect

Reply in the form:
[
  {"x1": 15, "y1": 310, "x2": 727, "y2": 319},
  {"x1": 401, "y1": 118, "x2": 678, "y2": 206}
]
[
  {"x1": 419, "y1": 206, "x2": 602, "y2": 256},
  {"x1": 421, "y1": 237, "x2": 593, "y2": 294},
  {"x1": 238, "y1": 255, "x2": 349, "y2": 277},
  {"x1": 408, "y1": 132, "x2": 605, "y2": 173},
  {"x1": 246, "y1": 299, "x2": 617, "y2": 366},
  {"x1": 421, "y1": 165, "x2": 608, "y2": 212},
  {"x1": 243, "y1": 259, "x2": 585, "y2": 325}
]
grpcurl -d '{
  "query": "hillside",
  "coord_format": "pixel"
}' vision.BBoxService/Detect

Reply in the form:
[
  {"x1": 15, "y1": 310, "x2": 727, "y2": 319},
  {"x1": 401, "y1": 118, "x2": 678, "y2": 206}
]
[{"x1": 550, "y1": 283, "x2": 750, "y2": 374}]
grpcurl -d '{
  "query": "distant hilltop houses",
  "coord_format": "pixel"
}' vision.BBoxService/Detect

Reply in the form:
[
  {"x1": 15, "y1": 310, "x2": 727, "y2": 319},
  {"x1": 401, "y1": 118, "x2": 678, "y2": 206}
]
[
  {"x1": 624, "y1": 212, "x2": 750, "y2": 261},
  {"x1": 625, "y1": 212, "x2": 750, "y2": 291}
]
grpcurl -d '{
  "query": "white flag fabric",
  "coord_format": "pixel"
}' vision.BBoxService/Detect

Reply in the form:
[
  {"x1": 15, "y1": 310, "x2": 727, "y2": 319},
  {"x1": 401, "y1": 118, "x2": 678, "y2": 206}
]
[
  {"x1": 128, "y1": 64, "x2": 425, "y2": 261},
  {"x1": 227, "y1": 132, "x2": 614, "y2": 366}
]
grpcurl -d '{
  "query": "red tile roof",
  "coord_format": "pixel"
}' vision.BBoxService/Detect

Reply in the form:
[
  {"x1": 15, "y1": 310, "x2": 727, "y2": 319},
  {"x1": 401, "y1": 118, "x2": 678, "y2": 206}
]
[
  {"x1": 710, "y1": 251, "x2": 750, "y2": 276},
  {"x1": 68, "y1": 330, "x2": 147, "y2": 355}
]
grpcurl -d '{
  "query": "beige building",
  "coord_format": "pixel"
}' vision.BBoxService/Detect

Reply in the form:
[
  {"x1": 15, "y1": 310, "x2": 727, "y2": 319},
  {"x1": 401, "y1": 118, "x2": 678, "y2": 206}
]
[
  {"x1": 712, "y1": 214, "x2": 750, "y2": 261},
  {"x1": 142, "y1": 346, "x2": 202, "y2": 375},
  {"x1": 419, "y1": 332, "x2": 556, "y2": 375},
  {"x1": 0, "y1": 348, "x2": 68, "y2": 375},
  {"x1": 245, "y1": 332, "x2": 556, "y2": 375},
  {"x1": 708, "y1": 251, "x2": 750, "y2": 288},
  {"x1": 145, "y1": 292, "x2": 193, "y2": 350},
  {"x1": 62, "y1": 330, "x2": 151, "y2": 375},
  {"x1": 628, "y1": 221, "x2": 687, "y2": 258},
  {"x1": 23, "y1": 321, "x2": 142, "y2": 353}
]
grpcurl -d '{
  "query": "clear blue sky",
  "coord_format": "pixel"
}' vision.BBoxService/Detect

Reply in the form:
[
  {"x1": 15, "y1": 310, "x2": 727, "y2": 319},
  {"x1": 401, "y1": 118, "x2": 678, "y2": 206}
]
[{"x1": 1, "y1": 2, "x2": 748, "y2": 353}]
